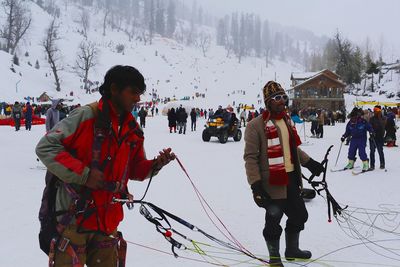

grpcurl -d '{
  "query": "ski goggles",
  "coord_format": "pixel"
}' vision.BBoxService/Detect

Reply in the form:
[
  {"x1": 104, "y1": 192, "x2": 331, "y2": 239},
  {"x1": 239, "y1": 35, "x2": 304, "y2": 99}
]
[{"x1": 271, "y1": 94, "x2": 289, "y2": 102}]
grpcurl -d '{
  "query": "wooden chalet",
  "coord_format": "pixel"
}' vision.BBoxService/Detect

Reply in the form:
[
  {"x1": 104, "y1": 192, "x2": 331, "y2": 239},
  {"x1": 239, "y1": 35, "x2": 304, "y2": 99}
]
[{"x1": 287, "y1": 69, "x2": 346, "y2": 110}]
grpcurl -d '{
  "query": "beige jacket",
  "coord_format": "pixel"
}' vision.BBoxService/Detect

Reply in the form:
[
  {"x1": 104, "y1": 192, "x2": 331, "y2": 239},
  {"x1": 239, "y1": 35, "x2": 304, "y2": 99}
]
[{"x1": 243, "y1": 115, "x2": 310, "y2": 199}]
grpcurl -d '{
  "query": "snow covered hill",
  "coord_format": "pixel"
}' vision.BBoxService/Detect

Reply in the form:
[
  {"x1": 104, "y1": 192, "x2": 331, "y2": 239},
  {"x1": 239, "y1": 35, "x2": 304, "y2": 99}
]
[{"x1": 0, "y1": 0, "x2": 302, "y2": 109}]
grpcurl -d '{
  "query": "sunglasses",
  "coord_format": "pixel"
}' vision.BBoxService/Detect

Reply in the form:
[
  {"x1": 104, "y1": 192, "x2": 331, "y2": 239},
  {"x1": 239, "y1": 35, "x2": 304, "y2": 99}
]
[{"x1": 271, "y1": 94, "x2": 289, "y2": 102}]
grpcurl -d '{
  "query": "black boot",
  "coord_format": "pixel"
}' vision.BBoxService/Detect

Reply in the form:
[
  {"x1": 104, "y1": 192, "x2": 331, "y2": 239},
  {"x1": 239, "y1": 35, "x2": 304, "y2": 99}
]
[
  {"x1": 284, "y1": 232, "x2": 311, "y2": 261},
  {"x1": 266, "y1": 240, "x2": 284, "y2": 267}
]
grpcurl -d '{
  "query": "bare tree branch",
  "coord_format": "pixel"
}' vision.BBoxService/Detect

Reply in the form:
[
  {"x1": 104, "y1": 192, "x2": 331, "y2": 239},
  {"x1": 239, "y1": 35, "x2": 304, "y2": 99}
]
[
  {"x1": 0, "y1": 0, "x2": 31, "y2": 54},
  {"x1": 74, "y1": 40, "x2": 98, "y2": 94},
  {"x1": 42, "y1": 18, "x2": 62, "y2": 92}
]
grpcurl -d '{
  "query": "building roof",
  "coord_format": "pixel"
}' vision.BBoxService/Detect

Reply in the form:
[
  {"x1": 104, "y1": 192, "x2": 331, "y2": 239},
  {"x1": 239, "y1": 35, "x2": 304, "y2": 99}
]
[
  {"x1": 291, "y1": 71, "x2": 345, "y2": 90},
  {"x1": 291, "y1": 72, "x2": 318, "y2": 80},
  {"x1": 291, "y1": 69, "x2": 340, "y2": 81}
]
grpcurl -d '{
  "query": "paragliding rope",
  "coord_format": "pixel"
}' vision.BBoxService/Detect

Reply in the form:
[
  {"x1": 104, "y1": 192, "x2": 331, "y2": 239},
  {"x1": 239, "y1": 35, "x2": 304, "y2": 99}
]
[
  {"x1": 302, "y1": 145, "x2": 400, "y2": 264},
  {"x1": 116, "y1": 149, "x2": 400, "y2": 266}
]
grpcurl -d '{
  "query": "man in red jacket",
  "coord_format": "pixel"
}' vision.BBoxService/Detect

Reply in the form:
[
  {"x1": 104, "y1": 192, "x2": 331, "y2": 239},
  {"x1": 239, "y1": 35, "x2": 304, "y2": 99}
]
[{"x1": 36, "y1": 65, "x2": 175, "y2": 266}]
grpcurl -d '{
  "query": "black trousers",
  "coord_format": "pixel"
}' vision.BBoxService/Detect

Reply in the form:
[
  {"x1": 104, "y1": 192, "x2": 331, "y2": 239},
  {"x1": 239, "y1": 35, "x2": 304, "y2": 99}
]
[{"x1": 263, "y1": 172, "x2": 308, "y2": 241}]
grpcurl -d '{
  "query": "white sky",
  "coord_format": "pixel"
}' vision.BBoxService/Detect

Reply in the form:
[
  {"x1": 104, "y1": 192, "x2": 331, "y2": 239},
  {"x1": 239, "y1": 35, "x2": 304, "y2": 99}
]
[{"x1": 193, "y1": 0, "x2": 400, "y2": 60}]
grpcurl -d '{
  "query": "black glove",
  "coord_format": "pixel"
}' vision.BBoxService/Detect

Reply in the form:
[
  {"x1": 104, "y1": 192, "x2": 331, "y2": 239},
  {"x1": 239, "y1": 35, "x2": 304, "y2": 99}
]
[
  {"x1": 341, "y1": 136, "x2": 346, "y2": 142},
  {"x1": 304, "y1": 158, "x2": 325, "y2": 176},
  {"x1": 370, "y1": 132, "x2": 375, "y2": 139},
  {"x1": 251, "y1": 180, "x2": 271, "y2": 208}
]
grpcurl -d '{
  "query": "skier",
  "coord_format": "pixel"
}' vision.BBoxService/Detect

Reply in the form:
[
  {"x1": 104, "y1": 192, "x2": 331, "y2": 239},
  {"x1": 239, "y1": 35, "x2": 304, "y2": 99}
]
[
  {"x1": 11, "y1": 101, "x2": 22, "y2": 131},
  {"x1": 244, "y1": 81, "x2": 325, "y2": 266},
  {"x1": 368, "y1": 105, "x2": 386, "y2": 169},
  {"x1": 24, "y1": 101, "x2": 33, "y2": 131},
  {"x1": 36, "y1": 65, "x2": 175, "y2": 266},
  {"x1": 167, "y1": 108, "x2": 177, "y2": 133},
  {"x1": 341, "y1": 107, "x2": 374, "y2": 171}
]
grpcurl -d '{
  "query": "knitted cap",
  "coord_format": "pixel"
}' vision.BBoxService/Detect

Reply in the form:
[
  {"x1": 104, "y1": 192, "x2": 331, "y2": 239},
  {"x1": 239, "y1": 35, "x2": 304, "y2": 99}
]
[{"x1": 263, "y1": 81, "x2": 285, "y2": 103}]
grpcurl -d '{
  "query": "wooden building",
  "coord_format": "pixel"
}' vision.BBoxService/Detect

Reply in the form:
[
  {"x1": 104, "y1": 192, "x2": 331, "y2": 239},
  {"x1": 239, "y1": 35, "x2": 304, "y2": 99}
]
[{"x1": 287, "y1": 69, "x2": 346, "y2": 110}]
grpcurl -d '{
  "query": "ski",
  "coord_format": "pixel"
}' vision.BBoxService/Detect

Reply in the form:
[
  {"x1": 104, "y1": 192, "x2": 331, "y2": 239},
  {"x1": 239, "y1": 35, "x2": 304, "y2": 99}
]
[
  {"x1": 330, "y1": 166, "x2": 360, "y2": 172},
  {"x1": 30, "y1": 166, "x2": 47, "y2": 170},
  {"x1": 352, "y1": 169, "x2": 373, "y2": 175}
]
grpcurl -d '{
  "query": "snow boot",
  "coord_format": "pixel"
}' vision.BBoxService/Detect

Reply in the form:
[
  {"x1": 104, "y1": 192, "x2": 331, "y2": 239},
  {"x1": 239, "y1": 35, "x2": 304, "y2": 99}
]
[
  {"x1": 380, "y1": 164, "x2": 385, "y2": 169},
  {"x1": 284, "y1": 232, "x2": 311, "y2": 261},
  {"x1": 266, "y1": 240, "x2": 284, "y2": 266},
  {"x1": 362, "y1": 160, "x2": 369, "y2": 172},
  {"x1": 344, "y1": 160, "x2": 354, "y2": 170}
]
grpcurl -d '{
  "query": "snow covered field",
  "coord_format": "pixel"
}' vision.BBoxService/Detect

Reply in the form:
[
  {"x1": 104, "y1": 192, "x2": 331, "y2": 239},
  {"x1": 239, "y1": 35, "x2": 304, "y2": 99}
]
[{"x1": 0, "y1": 114, "x2": 399, "y2": 267}]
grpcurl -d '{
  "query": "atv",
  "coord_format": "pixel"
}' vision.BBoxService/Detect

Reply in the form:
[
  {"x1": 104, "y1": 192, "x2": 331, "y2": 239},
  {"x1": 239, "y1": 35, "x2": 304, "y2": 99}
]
[{"x1": 202, "y1": 116, "x2": 242, "y2": 144}]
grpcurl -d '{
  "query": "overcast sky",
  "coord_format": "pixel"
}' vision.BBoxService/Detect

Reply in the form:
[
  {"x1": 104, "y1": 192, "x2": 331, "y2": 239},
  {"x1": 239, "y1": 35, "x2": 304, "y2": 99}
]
[{"x1": 193, "y1": 0, "x2": 400, "y2": 60}]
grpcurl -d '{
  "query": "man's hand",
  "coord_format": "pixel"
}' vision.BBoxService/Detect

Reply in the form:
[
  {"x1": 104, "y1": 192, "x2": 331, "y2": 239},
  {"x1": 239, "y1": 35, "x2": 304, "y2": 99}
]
[
  {"x1": 304, "y1": 158, "x2": 325, "y2": 176},
  {"x1": 153, "y1": 148, "x2": 176, "y2": 170},
  {"x1": 85, "y1": 168, "x2": 105, "y2": 190},
  {"x1": 251, "y1": 180, "x2": 271, "y2": 208}
]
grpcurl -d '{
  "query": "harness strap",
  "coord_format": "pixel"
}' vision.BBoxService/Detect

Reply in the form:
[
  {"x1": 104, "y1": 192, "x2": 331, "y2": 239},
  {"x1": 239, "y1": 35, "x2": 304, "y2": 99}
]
[
  {"x1": 117, "y1": 232, "x2": 127, "y2": 267},
  {"x1": 48, "y1": 237, "x2": 85, "y2": 267}
]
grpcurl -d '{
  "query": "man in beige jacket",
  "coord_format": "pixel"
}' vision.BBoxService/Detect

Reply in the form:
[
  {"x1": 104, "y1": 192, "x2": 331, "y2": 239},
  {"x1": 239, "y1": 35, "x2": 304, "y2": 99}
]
[{"x1": 244, "y1": 81, "x2": 324, "y2": 266}]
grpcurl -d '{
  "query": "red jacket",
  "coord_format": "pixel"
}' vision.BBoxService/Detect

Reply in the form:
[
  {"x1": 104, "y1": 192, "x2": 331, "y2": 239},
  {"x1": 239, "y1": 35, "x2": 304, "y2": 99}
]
[{"x1": 36, "y1": 99, "x2": 156, "y2": 234}]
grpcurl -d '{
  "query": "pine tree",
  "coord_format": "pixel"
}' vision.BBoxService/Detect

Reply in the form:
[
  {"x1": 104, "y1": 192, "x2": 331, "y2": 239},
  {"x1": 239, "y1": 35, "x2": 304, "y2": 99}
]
[
  {"x1": 238, "y1": 13, "x2": 246, "y2": 62},
  {"x1": 230, "y1": 12, "x2": 239, "y2": 55},
  {"x1": 261, "y1": 19, "x2": 270, "y2": 67},
  {"x1": 166, "y1": 0, "x2": 176, "y2": 38},
  {"x1": 254, "y1": 16, "x2": 261, "y2": 57},
  {"x1": 216, "y1": 18, "x2": 227, "y2": 46},
  {"x1": 155, "y1": 0, "x2": 165, "y2": 36},
  {"x1": 13, "y1": 54, "x2": 19, "y2": 65}
]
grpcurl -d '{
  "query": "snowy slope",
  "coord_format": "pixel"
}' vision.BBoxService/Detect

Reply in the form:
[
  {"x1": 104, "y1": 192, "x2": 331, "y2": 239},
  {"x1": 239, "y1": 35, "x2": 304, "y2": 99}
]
[
  {"x1": 0, "y1": 0, "x2": 301, "y2": 109},
  {"x1": 0, "y1": 116, "x2": 399, "y2": 267}
]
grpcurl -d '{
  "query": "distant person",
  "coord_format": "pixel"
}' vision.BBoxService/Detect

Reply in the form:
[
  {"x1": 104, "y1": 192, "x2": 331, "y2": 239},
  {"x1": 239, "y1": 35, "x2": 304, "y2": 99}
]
[
  {"x1": 368, "y1": 105, "x2": 386, "y2": 170},
  {"x1": 177, "y1": 106, "x2": 188, "y2": 134},
  {"x1": 12, "y1": 101, "x2": 22, "y2": 131},
  {"x1": 384, "y1": 111, "x2": 397, "y2": 147},
  {"x1": 240, "y1": 109, "x2": 246, "y2": 127},
  {"x1": 341, "y1": 107, "x2": 374, "y2": 171},
  {"x1": 190, "y1": 108, "x2": 197, "y2": 131},
  {"x1": 25, "y1": 102, "x2": 33, "y2": 131},
  {"x1": 131, "y1": 107, "x2": 139, "y2": 121},
  {"x1": 138, "y1": 107, "x2": 147, "y2": 128},
  {"x1": 46, "y1": 99, "x2": 62, "y2": 132},
  {"x1": 168, "y1": 108, "x2": 177, "y2": 133}
]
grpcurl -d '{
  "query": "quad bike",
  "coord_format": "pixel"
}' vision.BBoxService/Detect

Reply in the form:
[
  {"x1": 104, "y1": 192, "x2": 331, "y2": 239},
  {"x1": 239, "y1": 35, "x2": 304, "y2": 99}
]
[{"x1": 202, "y1": 117, "x2": 242, "y2": 144}]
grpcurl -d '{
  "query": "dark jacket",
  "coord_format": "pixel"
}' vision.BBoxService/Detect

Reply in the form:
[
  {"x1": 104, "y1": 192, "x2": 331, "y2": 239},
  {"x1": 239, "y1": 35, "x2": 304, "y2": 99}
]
[
  {"x1": 190, "y1": 110, "x2": 197, "y2": 121},
  {"x1": 177, "y1": 108, "x2": 188, "y2": 123},
  {"x1": 167, "y1": 109, "x2": 177, "y2": 127},
  {"x1": 369, "y1": 115, "x2": 386, "y2": 141}
]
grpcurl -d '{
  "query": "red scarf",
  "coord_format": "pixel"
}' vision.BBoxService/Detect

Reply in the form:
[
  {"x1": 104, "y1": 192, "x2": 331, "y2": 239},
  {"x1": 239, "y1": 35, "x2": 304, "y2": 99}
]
[{"x1": 263, "y1": 111, "x2": 302, "y2": 186}]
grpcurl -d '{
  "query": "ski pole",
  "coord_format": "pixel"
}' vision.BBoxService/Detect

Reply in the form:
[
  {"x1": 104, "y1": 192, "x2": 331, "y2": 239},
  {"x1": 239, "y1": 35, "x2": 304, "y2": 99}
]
[{"x1": 334, "y1": 141, "x2": 343, "y2": 167}]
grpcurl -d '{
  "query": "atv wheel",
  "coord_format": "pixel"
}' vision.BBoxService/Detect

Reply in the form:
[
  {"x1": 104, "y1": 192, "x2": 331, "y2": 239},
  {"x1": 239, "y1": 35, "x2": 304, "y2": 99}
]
[
  {"x1": 202, "y1": 129, "x2": 211, "y2": 142},
  {"x1": 233, "y1": 129, "x2": 242, "y2": 141},
  {"x1": 219, "y1": 131, "x2": 228, "y2": 144}
]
